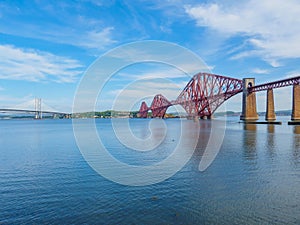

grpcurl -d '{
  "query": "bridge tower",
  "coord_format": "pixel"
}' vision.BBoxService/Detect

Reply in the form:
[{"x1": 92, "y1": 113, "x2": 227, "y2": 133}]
[
  {"x1": 35, "y1": 98, "x2": 42, "y2": 119},
  {"x1": 291, "y1": 84, "x2": 300, "y2": 120},
  {"x1": 240, "y1": 78, "x2": 259, "y2": 120},
  {"x1": 265, "y1": 89, "x2": 276, "y2": 121}
]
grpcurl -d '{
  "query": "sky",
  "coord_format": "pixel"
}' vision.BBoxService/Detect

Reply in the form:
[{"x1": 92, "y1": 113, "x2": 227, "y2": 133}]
[{"x1": 1, "y1": 0, "x2": 300, "y2": 113}]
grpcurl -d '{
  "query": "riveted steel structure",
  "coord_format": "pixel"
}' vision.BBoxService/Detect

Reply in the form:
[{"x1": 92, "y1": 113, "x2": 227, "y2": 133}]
[
  {"x1": 138, "y1": 73, "x2": 300, "y2": 120},
  {"x1": 150, "y1": 94, "x2": 172, "y2": 118},
  {"x1": 176, "y1": 73, "x2": 243, "y2": 118},
  {"x1": 247, "y1": 76, "x2": 300, "y2": 121},
  {"x1": 138, "y1": 101, "x2": 149, "y2": 118},
  {"x1": 138, "y1": 73, "x2": 243, "y2": 118},
  {"x1": 248, "y1": 76, "x2": 300, "y2": 92}
]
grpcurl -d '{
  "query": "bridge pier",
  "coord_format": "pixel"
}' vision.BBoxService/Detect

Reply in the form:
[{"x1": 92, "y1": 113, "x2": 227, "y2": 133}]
[
  {"x1": 291, "y1": 84, "x2": 300, "y2": 121},
  {"x1": 265, "y1": 89, "x2": 276, "y2": 121},
  {"x1": 35, "y1": 112, "x2": 42, "y2": 119},
  {"x1": 240, "y1": 78, "x2": 259, "y2": 121}
]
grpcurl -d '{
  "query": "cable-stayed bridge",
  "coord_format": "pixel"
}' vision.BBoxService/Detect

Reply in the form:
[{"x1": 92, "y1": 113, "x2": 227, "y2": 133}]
[{"x1": 0, "y1": 98, "x2": 71, "y2": 119}]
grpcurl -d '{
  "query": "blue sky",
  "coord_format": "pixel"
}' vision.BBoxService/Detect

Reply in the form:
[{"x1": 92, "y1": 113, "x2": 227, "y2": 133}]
[{"x1": 1, "y1": 0, "x2": 300, "y2": 113}]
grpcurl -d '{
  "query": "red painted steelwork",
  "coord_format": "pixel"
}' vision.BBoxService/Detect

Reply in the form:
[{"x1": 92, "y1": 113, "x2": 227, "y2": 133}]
[
  {"x1": 150, "y1": 94, "x2": 172, "y2": 118},
  {"x1": 138, "y1": 101, "x2": 149, "y2": 118},
  {"x1": 176, "y1": 73, "x2": 243, "y2": 117},
  {"x1": 249, "y1": 76, "x2": 300, "y2": 92},
  {"x1": 138, "y1": 72, "x2": 243, "y2": 118},
  {"x1": 139, "y1": 72, "x2": 300, "y2": 119}
]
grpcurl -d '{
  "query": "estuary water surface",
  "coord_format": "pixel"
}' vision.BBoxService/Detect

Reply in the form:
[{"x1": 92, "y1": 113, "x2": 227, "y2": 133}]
[{"x1": 0, "y1": 118, "x2": 299, "y2": 224}]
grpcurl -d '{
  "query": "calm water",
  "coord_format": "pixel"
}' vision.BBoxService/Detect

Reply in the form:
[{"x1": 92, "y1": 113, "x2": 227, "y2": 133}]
[{"x1": 0, "y1": 117, "x2": 299, "y2": 224}]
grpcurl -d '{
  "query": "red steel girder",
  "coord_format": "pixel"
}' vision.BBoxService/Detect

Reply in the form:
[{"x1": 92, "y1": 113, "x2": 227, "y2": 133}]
[
  {"x1": 138, "y1": 72, "x2": 300, "y2": 119},
  {"x1": 175, "y1": 73, "x2": 243, "y2": 117},
  {"x1": 138, "y1": 101, "x2": 149, "y2": 118},
  {"x1": 150, "y1": 94, "x2": 171, "y2": 118},
  {"x1": 249, "y1": 76, "x2": 300, "y2": 92}
]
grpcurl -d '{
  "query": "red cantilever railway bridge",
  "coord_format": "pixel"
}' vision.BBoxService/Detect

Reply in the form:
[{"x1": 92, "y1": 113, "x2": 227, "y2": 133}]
[{"x1": 138, "y1": 72, "x2": 300, "y2": 119}]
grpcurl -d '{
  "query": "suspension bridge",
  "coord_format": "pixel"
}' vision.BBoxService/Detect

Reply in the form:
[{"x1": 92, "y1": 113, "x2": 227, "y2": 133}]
[
  {"x1": 138, "y1": 73, "x2": 300, "y2": 122},
  {"x1": 0, "y1": 98, "x2": 71, "y2": 119}
]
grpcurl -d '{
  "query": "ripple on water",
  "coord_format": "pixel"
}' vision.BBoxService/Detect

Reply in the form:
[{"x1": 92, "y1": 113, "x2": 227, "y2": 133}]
[{"x1": 0, "y1": 118, "x2": 299, "y2": 224}]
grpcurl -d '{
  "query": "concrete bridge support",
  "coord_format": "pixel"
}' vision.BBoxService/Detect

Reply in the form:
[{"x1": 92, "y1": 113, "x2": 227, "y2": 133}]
[
  {"x1": 265, "y1": 89, "x2": 276, "y2": 121},
  {"x1": 291, "y1": 84, "x2": 300, "y2": 121},
  {"x1": 240, "y1": 78, "x2": 259, "y2": 121}
]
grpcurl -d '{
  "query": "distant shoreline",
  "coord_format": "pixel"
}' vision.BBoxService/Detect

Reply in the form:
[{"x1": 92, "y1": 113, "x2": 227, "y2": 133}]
[{"x1": 0, "y1": 109, "x2": 293, "y2": 120}]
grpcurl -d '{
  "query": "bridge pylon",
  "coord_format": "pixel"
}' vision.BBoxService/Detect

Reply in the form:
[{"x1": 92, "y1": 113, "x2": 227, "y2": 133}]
[
  {"x1": 35, "y1": 98, "x2": 42, "y2": 119},
  {"x1": 291, "y1": 84, "x2": 300, "y2": 121},
  {"x1": 240, "y1": 78, "x2": 259, "y2": 121}
]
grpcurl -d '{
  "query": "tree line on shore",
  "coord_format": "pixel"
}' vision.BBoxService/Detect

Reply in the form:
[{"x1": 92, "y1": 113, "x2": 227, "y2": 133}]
[{"x1": 71, "y1": 110, "x2": 180, "y2": 118}]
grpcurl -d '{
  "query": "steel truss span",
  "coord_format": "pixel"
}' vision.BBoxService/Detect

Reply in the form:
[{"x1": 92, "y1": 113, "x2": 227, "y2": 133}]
[
  {"x1": 138, "y1": 72, "x2": 243, "y2": 118},
  {"x1": 138, "y1": 101, "x2": 149, "y2": 118},
  {"x1": 249, "y1": 76, "x2": 300, "y2": 92}
]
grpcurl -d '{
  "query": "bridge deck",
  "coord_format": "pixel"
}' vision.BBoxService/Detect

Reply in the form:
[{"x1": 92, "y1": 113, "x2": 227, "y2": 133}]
[
  {"x1": 250, "y1": 76, "x2": 300, "y2": 92},
  {"x1": 0, "y1": 108, "x2": 70, "y2": 115}
]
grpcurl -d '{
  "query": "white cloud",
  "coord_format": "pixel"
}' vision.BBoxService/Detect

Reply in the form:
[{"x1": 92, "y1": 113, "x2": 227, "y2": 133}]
[
  {"x1": 118, "y1": 68, "x2": 190, "y2": 80},
  {"x1": 114, "y1": 80, "x2": 184, "y2": 96},
  {"x1": 99, "y1": 79, "x2": 185, "y2": 111},
  {"x1": 71, "y1": 27, "x2": 116, "y2": 50},
  {"x1": 284, "y1": 70, "x2": 300, "y2": 79},
  {"x1": 252, "y1": 68, "x2": 270, "y2": 74},
  {"x1": 185, "y1": 0, "x2": 300, "y2": 64},
  {"x1": 0, "y1": 94, "x2": 33, "y2": 108},
  {"x1": 0, "y1": 45, "x2": 83, "y2": 83},
  {"x1": 106, "y1": 41, "x2": 212, "y2": 76},
  {"x1": 0, "y1": 3, "x2": 116, "y2": 52},
  {"x1": 33, "y1": 26, "x2": 116, "y2": 51},
  {"x1": 116, "y1": 63, "x2": 215, "y2": 81},
  {"x1": 229, "y1": 50, "x2": 259, "y2": 60}
]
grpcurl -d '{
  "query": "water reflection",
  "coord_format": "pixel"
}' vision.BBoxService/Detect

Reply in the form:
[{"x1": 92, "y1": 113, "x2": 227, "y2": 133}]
[
  {"x1": 192, "y1": 121, "x2": 212, "y2": 166},
  {"x1": 266, "y1": 125, "x2": 276, "y2": 158},
  {"x1": 294, "y1": 125, "x2": 300, "y2": 134},
  {"x1": 267, "y1": 124, "x2": 275, "y2": 133},
  {"x1": 197, "y1": 120, "x2": 211, "y2": 149},
  {"x1": 293, "y1": 126, "x2": 300, "y2": 163},
  {"x1": 244, "y1": 123, "x2": 257, "y2": 131},
  {"x1": 243, "y1": 124, "x2": 258, "y2": 161},
  {"x1": 1, "y1": 119, "x2": 300, "y2": 224}
]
